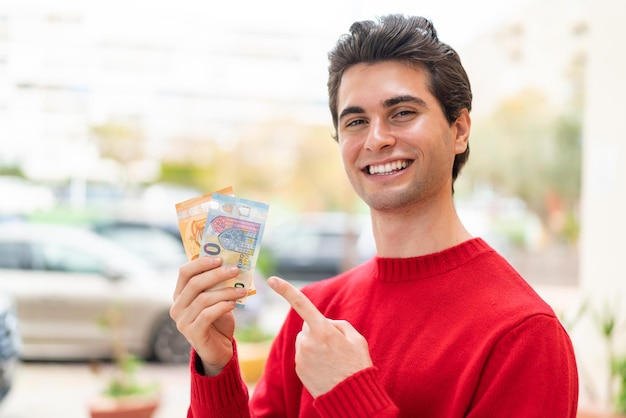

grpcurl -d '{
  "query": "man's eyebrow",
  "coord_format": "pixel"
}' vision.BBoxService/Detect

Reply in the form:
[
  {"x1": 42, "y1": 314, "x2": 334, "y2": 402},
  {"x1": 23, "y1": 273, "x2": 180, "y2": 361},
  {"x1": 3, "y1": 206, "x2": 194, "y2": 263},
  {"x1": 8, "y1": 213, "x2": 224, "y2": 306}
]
[
  {"x1": 338, "y1": 106, "x2": 365, "y2": 122},
  {"x1": 384, "y1": 95, "x2": 428, "y2": 108}
]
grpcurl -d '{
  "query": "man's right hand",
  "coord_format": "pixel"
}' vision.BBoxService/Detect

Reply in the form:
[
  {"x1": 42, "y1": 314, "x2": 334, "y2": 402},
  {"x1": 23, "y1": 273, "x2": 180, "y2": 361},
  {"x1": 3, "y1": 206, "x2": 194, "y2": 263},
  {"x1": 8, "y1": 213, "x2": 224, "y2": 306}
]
[
  {"x1": 267, "y1": 276, "x2": 373, "y2": 397},
  {"x1": 170, "y1": 256, "x2": 247, "y2": 376}
]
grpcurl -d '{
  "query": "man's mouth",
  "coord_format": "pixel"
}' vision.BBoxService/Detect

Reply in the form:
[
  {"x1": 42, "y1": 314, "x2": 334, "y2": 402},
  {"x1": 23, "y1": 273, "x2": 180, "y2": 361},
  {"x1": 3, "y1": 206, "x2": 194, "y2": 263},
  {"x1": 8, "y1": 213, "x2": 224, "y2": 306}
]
[{"x1": 367, "y1": 160, "x2": 412, "y2": 175}]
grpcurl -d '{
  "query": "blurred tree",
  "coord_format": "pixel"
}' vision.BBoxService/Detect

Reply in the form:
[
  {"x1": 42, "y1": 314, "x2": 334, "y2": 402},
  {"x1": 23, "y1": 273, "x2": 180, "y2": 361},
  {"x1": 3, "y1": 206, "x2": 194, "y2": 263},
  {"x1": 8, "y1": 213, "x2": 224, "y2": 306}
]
[
  {"x1": 285, "y1": 124, "x2": 356, "y2": 212},
  {"x1": 465, "y1": 88, "x2": 582, "y2": 242},
  {"x1": 160, "y1": 120, "x2": 357, "y2": 214},
  {"x1": 0, "y1": 166, "x2": 24, "y2": 177},
  {"x1": 90, "y1": 118, "x2": 145, "y2": 185}
]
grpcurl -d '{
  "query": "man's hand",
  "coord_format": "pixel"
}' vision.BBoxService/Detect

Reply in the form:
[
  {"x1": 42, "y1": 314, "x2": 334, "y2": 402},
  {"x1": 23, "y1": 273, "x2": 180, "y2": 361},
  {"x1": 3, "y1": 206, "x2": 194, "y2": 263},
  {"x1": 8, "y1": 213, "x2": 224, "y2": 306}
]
[
  {"x1": 267, "y1": 276, "x2": 373, "y2": 398},
  {"x1": 170, "y1": 256, "x2": 247, "y2": 376}
]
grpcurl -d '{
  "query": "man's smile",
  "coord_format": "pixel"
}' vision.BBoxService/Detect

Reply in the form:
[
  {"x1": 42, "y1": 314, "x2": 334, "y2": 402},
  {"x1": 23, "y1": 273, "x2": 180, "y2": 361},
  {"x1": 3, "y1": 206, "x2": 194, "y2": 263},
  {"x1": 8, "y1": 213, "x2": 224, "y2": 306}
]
[{"x1": 366, "y1": 159, "x2": 413, "y2": 175}]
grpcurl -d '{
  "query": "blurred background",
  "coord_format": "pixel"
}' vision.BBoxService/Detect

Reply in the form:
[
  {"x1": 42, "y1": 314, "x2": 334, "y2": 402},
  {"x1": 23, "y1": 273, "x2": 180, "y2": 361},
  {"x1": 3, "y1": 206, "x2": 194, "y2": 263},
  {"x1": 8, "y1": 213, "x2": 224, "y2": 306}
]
[{"x1": 0, "y1": 0, "x2": 623, "y2": 416}]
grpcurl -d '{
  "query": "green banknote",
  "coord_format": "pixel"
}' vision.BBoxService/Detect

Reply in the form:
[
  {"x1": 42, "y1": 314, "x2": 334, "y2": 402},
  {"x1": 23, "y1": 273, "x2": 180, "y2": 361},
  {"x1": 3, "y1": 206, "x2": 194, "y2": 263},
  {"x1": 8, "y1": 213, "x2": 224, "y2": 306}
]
[{"x1": 201, "y1": 194, "x2": 269, "y2": 305}]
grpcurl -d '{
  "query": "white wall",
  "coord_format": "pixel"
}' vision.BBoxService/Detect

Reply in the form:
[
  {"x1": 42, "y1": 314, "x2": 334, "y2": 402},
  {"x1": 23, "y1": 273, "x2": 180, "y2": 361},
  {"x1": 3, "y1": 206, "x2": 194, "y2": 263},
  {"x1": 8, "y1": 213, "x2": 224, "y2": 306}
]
[{"x1": 577, "y1": 0, "x2": 626, "y2": 409}]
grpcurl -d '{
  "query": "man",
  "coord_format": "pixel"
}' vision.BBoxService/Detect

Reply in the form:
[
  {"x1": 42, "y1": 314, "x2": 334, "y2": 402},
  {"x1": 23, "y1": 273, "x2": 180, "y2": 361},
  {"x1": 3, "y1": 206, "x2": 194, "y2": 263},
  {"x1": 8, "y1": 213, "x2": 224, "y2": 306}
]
[{"x1": 170, "y1": 14, "x2": 579, "y2": 417}]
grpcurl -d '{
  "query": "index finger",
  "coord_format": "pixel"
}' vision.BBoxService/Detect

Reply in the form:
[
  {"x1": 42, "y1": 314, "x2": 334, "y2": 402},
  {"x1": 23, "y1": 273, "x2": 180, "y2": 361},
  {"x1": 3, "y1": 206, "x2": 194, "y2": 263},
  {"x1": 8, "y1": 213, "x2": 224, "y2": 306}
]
[
  {"x1": 267, "y1": 276, "x2": 327, "y2": 328},
  {"x1": 173, "y1": 256, "x2": 221, "y2": 299}
]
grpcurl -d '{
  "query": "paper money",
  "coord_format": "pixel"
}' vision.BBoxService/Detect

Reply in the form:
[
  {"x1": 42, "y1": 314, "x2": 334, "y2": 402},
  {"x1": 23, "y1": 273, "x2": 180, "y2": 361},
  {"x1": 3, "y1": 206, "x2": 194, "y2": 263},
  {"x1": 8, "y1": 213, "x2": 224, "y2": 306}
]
[
  {"x1": 175, "y1": 186, "x2": 234, "y2": 262},
  {"x1": 201, "y1": 194, "x2": 269, "y2": 305}
]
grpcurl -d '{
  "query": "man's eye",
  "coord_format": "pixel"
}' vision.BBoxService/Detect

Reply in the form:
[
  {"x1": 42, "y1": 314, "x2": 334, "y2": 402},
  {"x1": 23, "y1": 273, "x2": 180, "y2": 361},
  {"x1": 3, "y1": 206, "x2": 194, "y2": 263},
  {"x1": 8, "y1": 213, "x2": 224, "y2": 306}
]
[
  {"x1": 395, "y1": 110, "x2": 416, "y2": 119},
  {"x1": 346, "y1": 119, "x2": 366, "y2": 128}
]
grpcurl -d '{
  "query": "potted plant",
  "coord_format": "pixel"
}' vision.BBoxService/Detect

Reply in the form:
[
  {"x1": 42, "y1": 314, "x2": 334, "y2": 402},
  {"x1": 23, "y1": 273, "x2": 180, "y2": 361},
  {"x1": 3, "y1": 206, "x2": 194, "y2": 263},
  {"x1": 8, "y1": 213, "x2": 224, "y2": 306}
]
[
  {"x1": 235, "y1": 323, "x2": 274, "y2": 385},
  {"x1": 88, "y1": 303, "x2": 161, "y2": 418},
  {"x1": 611, "y1": 356, "x2": 626, "y2": 417},
  {"x1": 571, "y1": 299, "x2": 626, "y2": 418}
]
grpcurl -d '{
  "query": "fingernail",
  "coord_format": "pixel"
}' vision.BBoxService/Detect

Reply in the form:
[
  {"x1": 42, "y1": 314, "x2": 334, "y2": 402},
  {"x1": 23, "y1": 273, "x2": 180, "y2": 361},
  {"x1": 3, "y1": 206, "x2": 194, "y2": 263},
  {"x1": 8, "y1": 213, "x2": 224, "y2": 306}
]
[
  {"x1": 226, "y1": 265, "x2": 239, "y2": 274},
  {"x1": 267, "y1": 276, "x2": 278, "y2": 289},
  {"x1": 235, "y1": 287, "x2": 247, "y2": 295}
]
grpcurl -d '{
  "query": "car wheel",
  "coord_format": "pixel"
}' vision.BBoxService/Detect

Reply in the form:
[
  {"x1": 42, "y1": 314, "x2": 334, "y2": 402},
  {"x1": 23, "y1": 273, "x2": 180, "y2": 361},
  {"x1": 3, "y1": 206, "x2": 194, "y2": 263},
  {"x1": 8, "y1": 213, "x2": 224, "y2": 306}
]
[{"x1": 150, "y1": 314, "x2": 190, "y2": 364}]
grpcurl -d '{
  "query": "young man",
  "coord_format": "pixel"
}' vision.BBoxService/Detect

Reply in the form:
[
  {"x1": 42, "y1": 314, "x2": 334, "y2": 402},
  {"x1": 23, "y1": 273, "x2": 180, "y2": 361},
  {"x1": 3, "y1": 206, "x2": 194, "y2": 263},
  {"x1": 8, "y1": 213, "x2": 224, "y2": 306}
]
[{"x1": 170, "y1": 14, "x2": 579, "y2": 417}]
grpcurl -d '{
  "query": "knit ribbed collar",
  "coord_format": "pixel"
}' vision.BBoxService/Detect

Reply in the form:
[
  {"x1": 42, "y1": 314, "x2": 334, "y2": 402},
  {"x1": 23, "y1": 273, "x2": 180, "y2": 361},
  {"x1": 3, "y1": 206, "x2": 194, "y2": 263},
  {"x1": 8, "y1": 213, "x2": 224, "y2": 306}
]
[{"x1": 374, "y1": 238, "x2": 492, "y2": 282}]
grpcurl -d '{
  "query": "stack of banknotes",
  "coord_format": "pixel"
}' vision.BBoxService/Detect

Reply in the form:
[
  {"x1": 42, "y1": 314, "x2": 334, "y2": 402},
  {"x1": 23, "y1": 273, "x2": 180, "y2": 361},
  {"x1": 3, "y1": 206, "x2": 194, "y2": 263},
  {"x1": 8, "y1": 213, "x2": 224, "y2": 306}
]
[{"x1": 175, "y1": 187, "x2": 270, "y2": 305}]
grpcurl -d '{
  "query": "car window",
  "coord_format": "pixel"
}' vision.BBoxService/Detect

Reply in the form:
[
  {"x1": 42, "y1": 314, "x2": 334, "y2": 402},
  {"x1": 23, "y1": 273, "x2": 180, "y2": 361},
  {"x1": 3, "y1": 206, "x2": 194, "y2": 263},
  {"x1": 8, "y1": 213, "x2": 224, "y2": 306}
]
[
  {"x1": 0, "y1": 242, "x2": 29, "y2": 269},
  {"x1": 34, "y1": 242, "x2": 109, "y2": 275},
  {"x1": 270, "y1": 229, "x2": 321, "y2": 256},
  {"x1": 97, "y1": 226, "x2": 184, "y2": 260}
]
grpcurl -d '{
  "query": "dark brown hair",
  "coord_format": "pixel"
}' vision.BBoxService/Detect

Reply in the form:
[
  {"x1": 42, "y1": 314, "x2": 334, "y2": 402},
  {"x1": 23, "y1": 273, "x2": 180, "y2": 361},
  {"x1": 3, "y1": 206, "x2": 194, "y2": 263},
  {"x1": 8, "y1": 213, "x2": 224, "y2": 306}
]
[{"x1": 327, "y1": 14, "x2": 472, "y2": 183}]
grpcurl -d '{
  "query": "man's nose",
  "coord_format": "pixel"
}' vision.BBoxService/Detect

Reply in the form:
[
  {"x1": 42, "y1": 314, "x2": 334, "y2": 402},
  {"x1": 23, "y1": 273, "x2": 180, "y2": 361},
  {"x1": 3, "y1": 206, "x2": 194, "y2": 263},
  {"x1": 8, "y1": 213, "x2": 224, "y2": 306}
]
[{"x1": 364, "y1": 118, "x2": 396, "y2": 151}]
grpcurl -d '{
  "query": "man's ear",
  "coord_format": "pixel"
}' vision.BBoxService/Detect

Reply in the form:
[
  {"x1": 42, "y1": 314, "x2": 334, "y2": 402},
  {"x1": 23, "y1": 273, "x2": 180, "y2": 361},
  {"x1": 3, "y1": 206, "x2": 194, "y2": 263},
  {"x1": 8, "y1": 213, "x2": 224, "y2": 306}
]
[{"x1": 453, "y1": 109, "x2": 470, "y2": 155}]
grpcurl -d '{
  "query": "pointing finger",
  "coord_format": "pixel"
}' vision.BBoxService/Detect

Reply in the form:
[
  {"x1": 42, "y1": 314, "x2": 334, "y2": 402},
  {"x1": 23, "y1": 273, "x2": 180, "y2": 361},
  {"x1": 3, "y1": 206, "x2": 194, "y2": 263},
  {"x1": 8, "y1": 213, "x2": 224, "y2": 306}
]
[{"x1": 267, "y1": 276, "x2": 327, "y2": 328}]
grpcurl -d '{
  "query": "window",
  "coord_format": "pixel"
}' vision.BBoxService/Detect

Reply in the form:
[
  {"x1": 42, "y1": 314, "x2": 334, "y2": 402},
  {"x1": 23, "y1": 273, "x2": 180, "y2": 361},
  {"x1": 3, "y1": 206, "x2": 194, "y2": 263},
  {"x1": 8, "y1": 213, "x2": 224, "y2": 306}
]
[{"x1": 37, "y1": 242, "x2": 108, "y2": 275}]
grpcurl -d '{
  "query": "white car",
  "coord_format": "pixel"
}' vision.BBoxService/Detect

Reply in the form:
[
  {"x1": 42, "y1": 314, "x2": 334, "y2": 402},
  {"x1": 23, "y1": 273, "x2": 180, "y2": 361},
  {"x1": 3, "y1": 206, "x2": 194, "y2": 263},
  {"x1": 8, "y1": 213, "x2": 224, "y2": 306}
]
[{"x1": 0, "y1": 221, "x2": 189, "y2": 363}]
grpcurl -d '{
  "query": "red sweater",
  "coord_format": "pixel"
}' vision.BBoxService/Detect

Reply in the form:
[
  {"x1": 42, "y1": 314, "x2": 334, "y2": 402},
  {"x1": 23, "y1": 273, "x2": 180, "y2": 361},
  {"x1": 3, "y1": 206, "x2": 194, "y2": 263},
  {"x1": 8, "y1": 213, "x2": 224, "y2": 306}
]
[{"x1": 188, "y1": 238, "x2": 579, "y2": 417}]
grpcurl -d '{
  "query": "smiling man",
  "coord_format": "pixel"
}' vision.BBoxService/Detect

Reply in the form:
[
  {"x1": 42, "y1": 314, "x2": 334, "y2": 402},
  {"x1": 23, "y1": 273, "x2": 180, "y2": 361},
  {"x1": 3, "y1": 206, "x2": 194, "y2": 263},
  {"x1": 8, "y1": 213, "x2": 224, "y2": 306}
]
[{"x1": 171, "y1": 14, "x2": 579, "y2": 417}]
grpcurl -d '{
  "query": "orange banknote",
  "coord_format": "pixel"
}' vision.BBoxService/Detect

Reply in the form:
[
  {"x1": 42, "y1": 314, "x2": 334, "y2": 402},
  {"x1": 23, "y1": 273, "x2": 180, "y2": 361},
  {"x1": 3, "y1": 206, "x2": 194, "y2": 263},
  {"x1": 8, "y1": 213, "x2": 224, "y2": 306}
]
[{"x1": 175, "y1": 186, "x2": 234, "y2": 261}]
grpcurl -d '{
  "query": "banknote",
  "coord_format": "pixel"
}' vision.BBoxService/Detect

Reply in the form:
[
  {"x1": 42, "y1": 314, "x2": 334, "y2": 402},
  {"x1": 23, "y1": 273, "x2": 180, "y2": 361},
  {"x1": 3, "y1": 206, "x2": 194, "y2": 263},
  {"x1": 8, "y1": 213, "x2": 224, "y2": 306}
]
[
  {"x1": 201, "y1": 193, "x2": 269, "y2": 305},
  {"x1": 175, "y1": 186, "x2": 234, "y2": 262}
]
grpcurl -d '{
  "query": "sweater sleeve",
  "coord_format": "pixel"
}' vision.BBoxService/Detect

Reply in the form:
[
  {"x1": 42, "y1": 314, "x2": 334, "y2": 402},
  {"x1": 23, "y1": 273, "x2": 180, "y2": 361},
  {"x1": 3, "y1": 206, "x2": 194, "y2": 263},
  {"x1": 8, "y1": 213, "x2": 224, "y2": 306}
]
[
  {"x1": 313, "y1": 367, "x2": 400, "y2": 417},
  {"x1": 249, "y1": 307, "x2": 402, "y2": 417},
  {"x1": 467, "y1": 313, "x2": 579, "y2": 418},
  {"x1": 187, "y1": 342, "x2": 251, "y2": 418}
]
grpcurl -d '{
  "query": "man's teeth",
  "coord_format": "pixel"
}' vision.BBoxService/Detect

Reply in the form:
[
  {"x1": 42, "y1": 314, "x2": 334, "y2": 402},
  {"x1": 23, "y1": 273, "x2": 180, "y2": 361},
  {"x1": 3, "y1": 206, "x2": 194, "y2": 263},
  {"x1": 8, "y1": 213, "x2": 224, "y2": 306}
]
[{"x1": 368, "y1": 160, "x2": 409, "y2": 175}]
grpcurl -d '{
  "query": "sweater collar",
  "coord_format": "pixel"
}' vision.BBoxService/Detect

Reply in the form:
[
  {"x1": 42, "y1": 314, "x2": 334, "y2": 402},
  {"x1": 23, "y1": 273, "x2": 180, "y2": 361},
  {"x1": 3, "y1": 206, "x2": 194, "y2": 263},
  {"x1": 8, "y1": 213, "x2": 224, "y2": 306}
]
[{"x1": 374, "y1": 238, "x2": 492, "y2": 282}]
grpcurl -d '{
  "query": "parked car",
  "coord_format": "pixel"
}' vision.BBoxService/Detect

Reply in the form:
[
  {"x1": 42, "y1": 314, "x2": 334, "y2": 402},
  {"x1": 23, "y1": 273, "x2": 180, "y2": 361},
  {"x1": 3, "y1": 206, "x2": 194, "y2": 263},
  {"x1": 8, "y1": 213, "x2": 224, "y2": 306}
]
[
  {"x1": 0, "y1": 292, "x2": 21, "y2": 405},
  {"x1": 89, "y1": 219, "x2": 187, "y2": 272},
  {"x1": 263, "y1": 212, "x2": 376, "y2": 284},
  {"x1": 88, "y1": 218, "x2": 268, "y2": 328},
  {"x1": 0, "y1": 221, "x2": 189, "y2": 363}
]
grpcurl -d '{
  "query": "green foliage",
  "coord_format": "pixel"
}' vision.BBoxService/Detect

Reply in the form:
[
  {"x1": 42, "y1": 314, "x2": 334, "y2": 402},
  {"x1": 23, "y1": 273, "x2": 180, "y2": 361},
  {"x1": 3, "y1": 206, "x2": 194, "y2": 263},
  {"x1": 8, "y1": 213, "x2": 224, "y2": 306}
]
[
  {"x1": 551, "y1": 112, "x2": 583, "y2": 203},
  {"x1": 160, "y1": 162, "x2": 218, "y2": 191},
  {"x1": 96, "y1": 303, "x2": 159, "y2": 399},
  {"x1": 235, "y1": 324, "x2": 275, "y2": 343},
  {"x1": 103, "y1": 353, "x2": 159, "y2": 398},
  {"x1": 560, "y1": 209, "x2": 580, "y2": 244},
  {"x1": 255, "y1": 248, "x2": 276, "y2": 278},
  {"x1": 589, "y1": 298, "x2": 626, "y2": 414},
  {"x1": 595, "y1": 303, "x2": 618, "y2": 341},
  {"x1": 613, "y1": 357, "x2": 626, "y2": 414},
  {"x1": 0, "y1": 166, "x2": 24, "y2": 177}
]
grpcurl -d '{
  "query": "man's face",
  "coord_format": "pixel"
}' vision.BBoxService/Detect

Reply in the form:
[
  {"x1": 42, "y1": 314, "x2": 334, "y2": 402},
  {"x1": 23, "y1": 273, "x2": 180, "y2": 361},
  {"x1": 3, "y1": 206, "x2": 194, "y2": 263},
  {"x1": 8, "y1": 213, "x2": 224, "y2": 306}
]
[{"x1": 336, "y1": 61, "x2": 469, "y2": 212}]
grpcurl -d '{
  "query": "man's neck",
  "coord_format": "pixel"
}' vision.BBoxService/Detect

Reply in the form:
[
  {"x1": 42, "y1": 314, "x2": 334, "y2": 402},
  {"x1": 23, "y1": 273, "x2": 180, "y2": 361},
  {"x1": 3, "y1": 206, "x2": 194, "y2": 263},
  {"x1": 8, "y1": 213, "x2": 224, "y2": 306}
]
[{"x1": 370, "y1": 198, "x2": 472, "y2": 258}]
